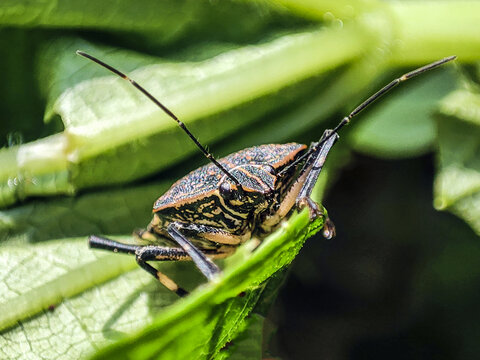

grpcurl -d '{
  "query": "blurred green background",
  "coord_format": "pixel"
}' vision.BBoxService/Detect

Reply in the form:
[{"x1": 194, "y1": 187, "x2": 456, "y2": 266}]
[{"x1": 0, "y1": 0, "x2": 480, "y2": 359}]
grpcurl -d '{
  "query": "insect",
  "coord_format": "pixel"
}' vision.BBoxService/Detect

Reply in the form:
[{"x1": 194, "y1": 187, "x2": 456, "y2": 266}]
[{"x1": 78, "y1": 50, "x2": 456, "y2": 296}]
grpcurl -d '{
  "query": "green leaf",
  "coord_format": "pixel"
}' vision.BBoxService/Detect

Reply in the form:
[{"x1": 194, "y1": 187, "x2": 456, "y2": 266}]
[
  {"x1": 348, "y1": 68, "x2": 457, "y2": 158},
  {"x1": 0, "y1": 240, "x2": 138, "y2": 333},
  {"x1": 0, "y1": 208, "x2": 325, "y2": 360},
  {"x1": 0, "y1": 180, "x2": 169, "y2": 244},
  {"x1": 434, "y1": 88, "x2": 480, "y2": 236},
  {"x1": 217, "y1": 313, "x2": 264, "y2": 360}
]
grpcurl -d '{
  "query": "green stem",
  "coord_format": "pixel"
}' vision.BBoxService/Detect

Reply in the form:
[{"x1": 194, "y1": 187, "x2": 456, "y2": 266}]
[
  {"x1": 388, "y1": 1, "x2": 480, "y2": 64},
  {"x1": 268, "y1": 0, "x2": 480, "y2": 64},
  {"x1": 0, "y1": 134, "x2": 73, "y2": 207},
  {"x1": 265, "y1": 0, "x2": 379, "y2": 20}
]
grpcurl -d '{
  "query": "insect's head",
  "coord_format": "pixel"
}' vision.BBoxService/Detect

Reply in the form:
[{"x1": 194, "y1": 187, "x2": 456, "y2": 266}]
[{"x1": 218, "y1": 164, "x2": 277, "y2": 208}]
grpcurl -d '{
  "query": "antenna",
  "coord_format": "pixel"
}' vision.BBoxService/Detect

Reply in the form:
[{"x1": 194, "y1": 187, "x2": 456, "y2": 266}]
[
  {"x1": 279, "y1": 55, "x2": 457, "y2": 176},
  {"x1": 76, "y1": 50, "x2": 244, "y2": 195}
]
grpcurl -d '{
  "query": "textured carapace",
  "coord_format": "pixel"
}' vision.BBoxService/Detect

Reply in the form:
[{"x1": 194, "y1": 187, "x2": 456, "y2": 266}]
[
  {"x1": 154, "y1": 143, "x2": 307, "y2": 211},
  {"x1": 152, "y1": 143, "x2": 307, "y2": 236}
]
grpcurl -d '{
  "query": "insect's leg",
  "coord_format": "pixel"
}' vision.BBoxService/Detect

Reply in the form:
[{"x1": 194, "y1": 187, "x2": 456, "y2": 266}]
[
  {"x1": 296, "y1": 131, "x2": 338, "y2": 213},
  {"x1": 295, "y1": 131, "x2": 338, "y2": 238},
  {"x1": 259, "y1": 132, "x2": 337, "y2": 238},
  {"x1": 89, "y1": 235, "x2": 191, "y2": 296},
  {"x1": 135, "y1": 246, "x2": 190, "y2": 297},
  {"x1": 136, "y1": 244, "x2": 234, "y2": 296},
  {"x1": 167, "y1": 222, "x2": 222, "y2": 280},
  {"x1": 89, "y1": 235, "x2": 139, "y2": 255}
]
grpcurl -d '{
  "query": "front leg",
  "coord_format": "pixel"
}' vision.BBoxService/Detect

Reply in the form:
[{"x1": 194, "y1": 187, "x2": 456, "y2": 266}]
[
  {"x1": 166, "y1": 222, "x2": 222, "y2": 280},
  {"x1": 295, "y1": 130, "x2": 337, "y2": 211},
  {"x1": 295, "y1": 130, "x2": 338, "y2": 238},
  {"x1": 135, "y1": 220, "x2": 244, "y2": 279},
  {"x1": 261, "y1": 130, "x2": 338, "y2": 235},
  {"x1": 261, "y1": 131, "x2": 338, "y2": 237}
]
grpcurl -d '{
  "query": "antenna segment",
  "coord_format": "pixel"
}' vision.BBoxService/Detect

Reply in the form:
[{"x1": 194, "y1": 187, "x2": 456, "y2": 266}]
[
  {"x1": 76, "y1": 50, "x2": 244, "y2": 195},
  {"x1": 279, "y1": 55, "x2": 457, "y2": 176}
]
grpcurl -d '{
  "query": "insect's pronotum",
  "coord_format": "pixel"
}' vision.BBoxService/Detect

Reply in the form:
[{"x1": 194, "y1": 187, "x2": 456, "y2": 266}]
[{"x1": 78, "y1": 51, "x2": 456, "y2": 296}]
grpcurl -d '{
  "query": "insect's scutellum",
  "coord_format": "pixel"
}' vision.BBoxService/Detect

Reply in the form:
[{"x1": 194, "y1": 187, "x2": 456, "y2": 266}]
[{"x1": 79, "y1": 51, "x2": 456, "y2": 296}]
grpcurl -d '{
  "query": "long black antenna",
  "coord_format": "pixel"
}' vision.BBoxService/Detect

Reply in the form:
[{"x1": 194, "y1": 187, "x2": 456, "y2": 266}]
[
  {"x1": 279, "y1": 55, "x2": 457, "y2": 176},
  {"x1": 76, "y1": 50, "x2": 244, "y2": 194}
]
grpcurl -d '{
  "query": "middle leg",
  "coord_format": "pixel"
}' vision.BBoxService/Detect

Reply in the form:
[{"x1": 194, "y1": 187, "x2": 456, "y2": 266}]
[{"x1": 89, "y1": 235, "x2": 233, "y2": 296}]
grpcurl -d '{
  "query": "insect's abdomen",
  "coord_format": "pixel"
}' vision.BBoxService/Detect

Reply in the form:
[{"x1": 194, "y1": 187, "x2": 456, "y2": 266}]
[{"x1": 157, "y1": 192, "x2": 249, "y2": 233}]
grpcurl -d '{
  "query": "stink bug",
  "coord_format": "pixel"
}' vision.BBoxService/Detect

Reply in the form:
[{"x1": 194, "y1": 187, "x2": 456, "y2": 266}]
[{"x1": 78, "y1": 51, "x2": 456, "y2": 296}]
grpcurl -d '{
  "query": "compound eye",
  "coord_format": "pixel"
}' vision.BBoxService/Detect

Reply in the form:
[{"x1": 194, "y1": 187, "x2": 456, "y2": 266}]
[
  {"x1": 264, "y1": 165, "x2": 276, "y2": 175},
  {"x1": 219, "y1": 181, "x2": 234, "y2": 200}
]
